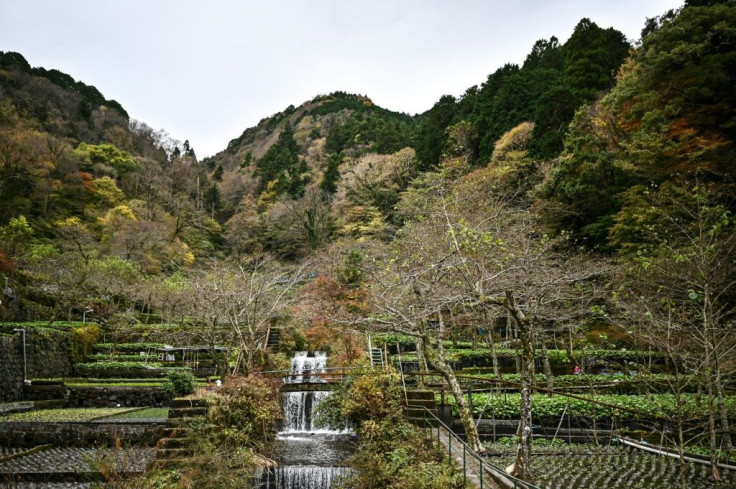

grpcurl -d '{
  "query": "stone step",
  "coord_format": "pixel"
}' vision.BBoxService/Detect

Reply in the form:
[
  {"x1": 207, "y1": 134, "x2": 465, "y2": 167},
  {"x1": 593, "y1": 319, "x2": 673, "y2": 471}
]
[
  {"x1": 157, "y1": 437, "x2": 191, "y2": 449},
  {"x1": 406, "y1": 406, "x2": 437, "y2": 418},
  {"x1": 408, "y1": 416, "x2": 440, "y2": 428},
  {"x1": 156, "y1": 447, "x2": 194, "y2": 459},
  {"x1": 162, "y1": 426, "x2": 191, "y2": 437},
  {"x1": 267, "y1": 330, "x2": 281, "y2": 348},
  {"x1": 405, "y1": 390, "x2": 436, "y2": 401},
  {"x1": 406, "y1": 398, "x2": 436, "y2": 409},
  {"x1": 152, "y1": 458, "x2": 192, "y2": 469},
  {"x1": 166, "y1": 417, "x2": 197, "y2": 428},
  {"x1": 169, "y1": 398, "x2": 208, "y2": 409},
  {"x1": 168, "y1": 407, "x2": 208, "y2": 418}
]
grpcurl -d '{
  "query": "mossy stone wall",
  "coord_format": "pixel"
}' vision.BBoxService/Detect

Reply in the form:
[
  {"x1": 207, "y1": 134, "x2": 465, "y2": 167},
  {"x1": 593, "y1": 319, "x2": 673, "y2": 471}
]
[{"x1": 0, "y1": 329, "x2": 72, "y2": 402}]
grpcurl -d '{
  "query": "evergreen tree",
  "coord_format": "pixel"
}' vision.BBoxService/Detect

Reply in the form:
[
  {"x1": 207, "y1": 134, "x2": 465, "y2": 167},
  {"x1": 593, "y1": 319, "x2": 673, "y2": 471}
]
[{"x1": 414, "y1": 95, "x2": 457, "y2": 171}]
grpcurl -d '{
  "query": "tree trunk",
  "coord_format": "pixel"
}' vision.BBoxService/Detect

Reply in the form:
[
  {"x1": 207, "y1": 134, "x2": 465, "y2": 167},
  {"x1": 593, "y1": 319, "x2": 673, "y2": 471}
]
[
  {"x1": 514, "y1": 316, "x2": 534, "y2": 481},
  {"x1": 501, "y1": 290, "x2": 534, "y2": 481},
  {"x1": 539, "y1": 331, "x2": 554, "y2": 395},
  {"x1": 670, "y1": 352, "x2": 687, "y2": 472},
  {"x1": 714, "y1": 353, "x2": 733, "y2": 453},
  {"x1": 482, "y1": 309, "x2": 501, "y2": 394},
  {"x1": 703, "y1": 285, "x2": 722, "y2": 481},
  {"x1": 420, "y1": 336, "x2": 484, "y2": 453},
  {"x1": 706, "y1": 372, "x2": 722, "y2": 482},
  {"x1": 415, "y1": 338, "x2": 428, "y2": 388}
]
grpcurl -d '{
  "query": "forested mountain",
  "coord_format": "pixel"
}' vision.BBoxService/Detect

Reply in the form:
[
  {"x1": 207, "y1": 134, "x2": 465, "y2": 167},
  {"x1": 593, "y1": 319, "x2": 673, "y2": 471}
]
[
  {"x1": 2, "y1": 2, "x2": 736, "y2": 481},
  {"x1": 1, "y1": 0, "x2": 734, "y2": 325},
  {"x1": 195, "y1": 17, "x2": 632, "y2": 260},
  {"x1": 0, "y1": 50, "x2": 219, "y2": 319}
]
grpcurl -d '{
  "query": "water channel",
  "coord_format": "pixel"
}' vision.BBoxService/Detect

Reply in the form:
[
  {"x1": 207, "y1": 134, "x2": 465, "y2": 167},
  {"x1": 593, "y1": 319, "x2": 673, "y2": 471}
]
[{"x1": 257, "y1": 352, "x2": 355, "y2": 488}]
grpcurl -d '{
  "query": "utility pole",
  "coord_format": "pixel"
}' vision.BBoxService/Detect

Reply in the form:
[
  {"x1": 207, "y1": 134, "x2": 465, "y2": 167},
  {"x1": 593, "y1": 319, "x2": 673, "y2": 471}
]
[{"x1": 12, "y1": 328, "x2": 28, "y2": 384}]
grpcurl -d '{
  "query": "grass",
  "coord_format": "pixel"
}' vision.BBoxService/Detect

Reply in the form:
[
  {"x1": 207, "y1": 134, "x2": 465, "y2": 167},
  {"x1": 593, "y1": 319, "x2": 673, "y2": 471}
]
[
  {"x1": 101, "y1": 408, "x2": 170, "y2": 419},
  {"x1": 0, "y1": 407, "x2": 134, "y2": 422},
  {"x1": 0, "y1": 321, "x2": 92, "y2": 331},
  {"x1": 67, "y1": 382, "x2": 167, "y2": 387},
  {"x1": 32, "y1": 378, "x2": 209, "y2": 388}
]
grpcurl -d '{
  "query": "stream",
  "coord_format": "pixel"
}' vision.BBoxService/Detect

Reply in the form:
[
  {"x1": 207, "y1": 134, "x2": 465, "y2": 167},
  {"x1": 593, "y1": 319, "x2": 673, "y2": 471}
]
[{"x1": 256, "y1": 352, "x2": 355, "y2": 488}]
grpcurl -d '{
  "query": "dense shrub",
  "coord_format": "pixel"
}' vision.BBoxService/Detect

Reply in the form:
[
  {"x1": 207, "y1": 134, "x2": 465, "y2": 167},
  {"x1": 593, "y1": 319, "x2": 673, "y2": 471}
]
[
  {"x1": 75, "y1": 361, "x2": 162, "y2": 372},
  {"x1": 71, "y1": 324, "x2": 101, "y2": 363},
  {"x1": 94, "y1": 342, "x2": 166, "y2": 352},
  {"x1": 443, "y1": 392, "x2": 736, "y2": 421},
  {"x1": 208, "y1": 375, "x2": 282, "y2": 450},
  {"x1": 162, "y1": 370, "x2": 196, "y2": 397},
  {"x1": 323, "y1": 371, "x2": 466, "y2": 489}
]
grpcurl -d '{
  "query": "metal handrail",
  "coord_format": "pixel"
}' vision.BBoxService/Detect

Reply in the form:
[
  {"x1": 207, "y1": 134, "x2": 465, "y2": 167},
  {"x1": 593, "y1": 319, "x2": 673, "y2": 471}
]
[
  {"x1": 408, "y1": 404, "x2": 539, "y2": 489},
  {"x1": 258, "y1": 366, "x2": 362, "y2": 375}
]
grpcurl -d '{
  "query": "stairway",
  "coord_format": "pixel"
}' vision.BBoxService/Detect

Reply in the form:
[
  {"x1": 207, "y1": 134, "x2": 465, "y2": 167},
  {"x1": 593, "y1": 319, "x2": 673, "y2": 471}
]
[
  {"x1": 405, "y1": 390, "x2": 439, "y2": 427},
  {"x1": 370, "y1": 348, "x2": 384, "y2": 368},
  {"x1": 266, "y1": 328, "x2": 281, "y2": 350},
  {"x1": 155, "y1": 398, "x2": 208, "y2": 467}
]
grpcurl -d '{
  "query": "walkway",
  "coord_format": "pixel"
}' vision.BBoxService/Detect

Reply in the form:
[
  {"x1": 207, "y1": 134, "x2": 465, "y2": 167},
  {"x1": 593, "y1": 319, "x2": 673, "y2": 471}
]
[{"x1": 434, "y1": 424, "x2": 497, "y2": 488}]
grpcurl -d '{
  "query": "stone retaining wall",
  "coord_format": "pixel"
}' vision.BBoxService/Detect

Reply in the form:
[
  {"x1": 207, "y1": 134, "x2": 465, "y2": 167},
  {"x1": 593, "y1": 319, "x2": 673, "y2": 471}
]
[
  {"x1": 0, "y1": 329, "x2": 72, "y2": 402},
  {"x1": 22, "y1": 384, "x2": 173, "y2": 407},
  {"x1": 0, "y1": 335, "x2": 23, "y2": 402},
  {"x1": 0, "y1": 422, "x2": 165, "y2": 448},
  {"x1": 66, "y1": 386, "x2": 172, "y2": 407}
]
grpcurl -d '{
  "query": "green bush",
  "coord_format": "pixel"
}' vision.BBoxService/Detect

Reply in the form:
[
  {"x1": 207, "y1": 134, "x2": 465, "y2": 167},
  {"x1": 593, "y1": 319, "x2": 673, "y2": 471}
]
[
  {"x1": 331, "y1": 371, "x2": 466, "y2": 489},
  {"x1": 89, "y1": 353, "x2": 157, "y2": 362},
  {"x1": 442, "y1": 392, "x2": 736, "y2": 421},
  {"x1": 94, "y1": 342, "x2": 166, "y2": 352},
  {"x1": 72, "y1": 324, "x2": 101, "y2": 363},
  {"x1": 162, "y1": 370, "x2": 196, "y2": 397},
  {"x1": 0, "y1": 321, "x2": 91, "y2": 331},
  {"x1": 75, "y1": 361, "x2": 162, "y2": 371},
  {"x1": 208, "y1": 375, "x2": 282, "y2": 450}
]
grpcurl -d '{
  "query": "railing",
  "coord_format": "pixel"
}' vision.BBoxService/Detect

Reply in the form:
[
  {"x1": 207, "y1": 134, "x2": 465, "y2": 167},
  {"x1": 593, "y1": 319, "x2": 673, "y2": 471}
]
[
  {"x1": 258, "y1": 366, "x2": 361, "y2": 383},
  {"x1": 410, "y1": 404, "x2": 539, "y2": 489}
]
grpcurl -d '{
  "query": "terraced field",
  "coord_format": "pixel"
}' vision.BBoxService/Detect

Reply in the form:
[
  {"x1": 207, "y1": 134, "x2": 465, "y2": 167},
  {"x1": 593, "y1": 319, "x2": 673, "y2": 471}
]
[
  {"x1": 483, "y1": 444, "x2": 736, "y2": 489},
  {"x1": 0, "y1": 446, "x2": 155, "y2": 476}
]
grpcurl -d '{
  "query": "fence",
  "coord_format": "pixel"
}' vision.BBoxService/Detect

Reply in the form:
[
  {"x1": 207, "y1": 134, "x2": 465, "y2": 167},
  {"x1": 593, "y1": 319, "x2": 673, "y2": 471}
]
[{"x1": 410, "y1": 404, "x2": 539, "y2": 489}]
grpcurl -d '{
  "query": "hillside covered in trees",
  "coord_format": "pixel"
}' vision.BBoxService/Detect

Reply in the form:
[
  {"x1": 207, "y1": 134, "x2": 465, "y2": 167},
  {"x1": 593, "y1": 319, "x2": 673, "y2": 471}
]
[{"x1": 1, "y1": 1, "x2": 735, "y2": 482}]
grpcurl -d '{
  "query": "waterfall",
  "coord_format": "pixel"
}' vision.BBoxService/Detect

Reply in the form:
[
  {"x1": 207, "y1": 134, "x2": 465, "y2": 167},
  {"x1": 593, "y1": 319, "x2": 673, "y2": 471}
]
[
  {"x1": 258, "y1": 351, "x2": 353, "y2": 488},
  {"x1": 289, "y1": 351, "x2": 327, "y2": 383},
  {"x1": 259, "y1": 466, "x2": 350, "y2": 489},
  {"x1": 282, "y1": 391, "x2": 346, "y2": 433}
]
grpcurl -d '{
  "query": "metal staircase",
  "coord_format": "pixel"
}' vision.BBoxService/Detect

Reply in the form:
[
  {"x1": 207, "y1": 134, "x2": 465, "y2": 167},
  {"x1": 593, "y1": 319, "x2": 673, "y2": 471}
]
[{"x1": 370, "y1": 348, "x2": 384, "y2": 368}]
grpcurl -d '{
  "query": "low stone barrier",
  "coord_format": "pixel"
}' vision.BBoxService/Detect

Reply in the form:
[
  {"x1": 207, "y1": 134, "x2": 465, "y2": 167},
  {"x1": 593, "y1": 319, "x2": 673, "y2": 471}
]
[
  {"x1": 66, "y1": 386, "x2": 172, "y2": 408},
  {"x1": 0, "y1": 421, "x2": 165, "y2": 448},
  {"x1": 22, "y1": 384, "x2": 172, "y2": 407}
]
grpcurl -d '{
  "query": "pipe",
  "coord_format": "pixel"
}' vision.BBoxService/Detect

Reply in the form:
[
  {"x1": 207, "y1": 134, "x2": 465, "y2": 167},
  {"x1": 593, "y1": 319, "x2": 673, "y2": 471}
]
[
  {"x1": 12, "y1": 328, "x2": 27, "y2": 384},
  {"x1": 614, "y1": 437, "x2": 736, "y2": 471}
]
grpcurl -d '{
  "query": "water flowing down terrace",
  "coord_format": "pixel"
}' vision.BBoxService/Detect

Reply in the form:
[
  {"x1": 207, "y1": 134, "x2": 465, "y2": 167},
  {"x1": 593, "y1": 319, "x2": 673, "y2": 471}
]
[{"x1": 257, "y1": 351, "x2": 354, "y2": 489}]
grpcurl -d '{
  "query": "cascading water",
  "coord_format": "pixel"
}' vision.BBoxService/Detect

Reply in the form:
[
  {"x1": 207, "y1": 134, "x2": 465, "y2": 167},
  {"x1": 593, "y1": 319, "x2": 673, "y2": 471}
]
[
  {"x1": 258, "y1": 466, "x2": 351, "y2": 489},
  {"x1": 282, "y1": 391, "x2": 342, "y2": 433},
  {"x1": 288, "y1": 351, "x2": 327, "y2": 383},
  {"x1": 257, "y1": 351, "x2": 354, "y2": 488}
]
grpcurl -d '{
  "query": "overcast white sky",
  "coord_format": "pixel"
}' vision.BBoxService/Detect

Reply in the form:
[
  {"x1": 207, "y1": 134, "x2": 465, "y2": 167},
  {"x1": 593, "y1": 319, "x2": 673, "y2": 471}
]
[{"x1": 1, "y1": 1, "x2": 683, "y2": 158}]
